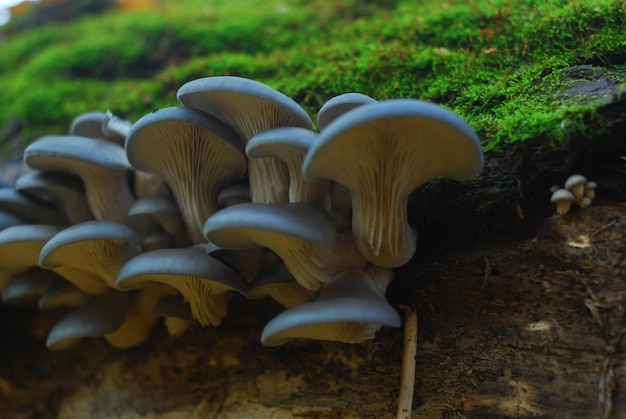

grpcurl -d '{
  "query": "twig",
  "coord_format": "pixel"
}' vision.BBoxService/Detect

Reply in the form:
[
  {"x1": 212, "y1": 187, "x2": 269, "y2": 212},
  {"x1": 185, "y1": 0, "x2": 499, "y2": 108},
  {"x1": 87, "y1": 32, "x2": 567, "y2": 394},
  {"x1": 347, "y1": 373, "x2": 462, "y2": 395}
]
[{"x1": 397, "y1": 305, "x2": 418, "y2": 419}]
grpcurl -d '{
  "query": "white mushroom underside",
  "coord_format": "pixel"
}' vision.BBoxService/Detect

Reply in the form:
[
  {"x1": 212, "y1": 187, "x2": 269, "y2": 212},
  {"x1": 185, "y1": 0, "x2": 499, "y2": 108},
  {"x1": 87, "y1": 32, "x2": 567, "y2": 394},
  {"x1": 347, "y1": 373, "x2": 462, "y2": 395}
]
[
  {"x1": 131, "y1": 123, "x2": 246, "y2": 244},
  {"x1": 245, "y1": 232, "x2": 366, "y2": 291}
]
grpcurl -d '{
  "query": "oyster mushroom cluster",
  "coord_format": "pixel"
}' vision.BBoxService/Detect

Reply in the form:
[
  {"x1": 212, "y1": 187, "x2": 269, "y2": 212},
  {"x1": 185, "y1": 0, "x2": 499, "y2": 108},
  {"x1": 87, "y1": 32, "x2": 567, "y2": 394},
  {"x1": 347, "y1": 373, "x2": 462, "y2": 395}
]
[
  {"x1": 550, "y1": 174, "x2": 597, "y2": 216},
  {"x1": 0, "y1": 76, "x2": 483, "y2": 349}
]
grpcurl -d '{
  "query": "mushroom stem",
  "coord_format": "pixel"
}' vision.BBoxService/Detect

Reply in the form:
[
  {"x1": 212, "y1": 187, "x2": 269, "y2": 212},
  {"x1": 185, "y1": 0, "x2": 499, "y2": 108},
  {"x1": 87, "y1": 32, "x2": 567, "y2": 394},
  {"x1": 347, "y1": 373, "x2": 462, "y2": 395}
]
[
  {"x1": 248, "y1": 157, "x2": 290, "y2": 204},
  {"x1": 397, "y1": 305, "x2": 418, "y2": 419},
  {"x1": 352, "y1": 187, "x2": 417, "y2": 268},
  {"x1": 102, "y1": 110, "x2": 132, "y2": 139}
]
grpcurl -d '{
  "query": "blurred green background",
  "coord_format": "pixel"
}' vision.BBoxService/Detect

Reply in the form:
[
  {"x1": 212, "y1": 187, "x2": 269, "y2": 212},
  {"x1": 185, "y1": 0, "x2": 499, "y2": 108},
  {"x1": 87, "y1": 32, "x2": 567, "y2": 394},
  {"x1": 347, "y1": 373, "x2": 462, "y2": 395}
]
[{"x1": 0, "y1": 0, "x2": 625, "y2": 155}]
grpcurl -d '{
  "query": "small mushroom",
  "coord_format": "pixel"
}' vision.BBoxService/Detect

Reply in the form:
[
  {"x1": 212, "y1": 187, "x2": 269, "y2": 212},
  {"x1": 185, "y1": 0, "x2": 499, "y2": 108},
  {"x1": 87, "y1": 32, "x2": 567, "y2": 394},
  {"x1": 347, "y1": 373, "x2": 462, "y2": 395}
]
[
  {"x1": 101, "y1": 110, "x2": 132, "y2": 144},
  {"x1": 550, "y1": 188, "x2": 575, "y2": 216},
  {"x1": 70, "y1": 111, "x2": 107, "y2": 139},
  {"x1": 1, "y1": 268, "x2": 60, "y2": 306},
  {"x1": 302, "y1": 99, "x2": 483, "y2": 268},
  {"x1": 246, "y1": 127, "x2": 329, "y2": 209},
  {"x1": 0, "y1": 223, "x2": 109, "y2": 294},
  {"x1": 177, "y1": 76, "x2": 313, "y2": 204},
  {"x1": 129, "y1": 196, "x2": 190, "y2": 248},
  {"x1": 46, "y1": 291, "x2": 130, "y2": 350},
  {"x1": 217, "y1": 184, "x2": 251, "y2": 208},
  {"x1": 116, "y1": 248, "x2": 248, "y2": 327},
  {"x1": 248, "y1": 263, "x2": 318, "y2": 308},
  {"x1": 203, "y1": 202, "x2": 367, "y2": 291},
  {"x1": 578, "y1": 196, "x2": 592, "y2": 209},
  {"x1": 0, "y1": 187, "x2": 67, "y2": 225},
  {"x1": 125, "y1": 106, "x2": 247, "y2": 244},
  {"x1": 564, "y1": 174, "x2": 587, "y2": 203},
  {"x1": 38, "y1": 281, "x2": 91, "y2": 311},
  {"x1": 260, "y1": 269, "x2": 401, "y2": 346},
  {"x1": 15, "y1": 170, "x2": 95, "y2": 224},
  {"x1": 584, "y1": 181, "x2": 597, "y2": 201},
  {"x1": 39, "y1": 220, "x2": 141, "y2": 289},
  {"x1": 317, "y1": 92, "x2": 377, "y2": 132},
  {"x1": 24, "y1": 135, "x2": 155, "y2": 235}
]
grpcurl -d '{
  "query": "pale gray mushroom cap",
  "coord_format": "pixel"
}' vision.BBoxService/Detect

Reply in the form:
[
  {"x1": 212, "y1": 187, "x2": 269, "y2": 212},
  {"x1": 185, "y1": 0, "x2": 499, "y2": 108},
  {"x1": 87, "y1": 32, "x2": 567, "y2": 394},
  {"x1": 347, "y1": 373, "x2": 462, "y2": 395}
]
[
  {"x1": 177, "y1": 76, "x2": 313, "y2": 204},
  {"x1": 247, "y1": 127, "x2": 328, "y2": 207},
  {"x1": 70, "y1": 111, "x2": 107, "y2": 139},
  {"x1": 116, "y1": 248, "x2": 248, "y2": 326},
  {"x1": 261, "y1": 269, "x2": 401, "y2": 346},
  {"x1": 39, "y1": 220, "x2": 140, "y2": 289},
  {"x1": 248, "y1": 262, "x2": 318, "y2": 307},
  {"x1": 1, "y1": 268, "x2": 60, "y2": 306},
  {"x1": 129, "y1": 196, "x2": 189, "y2": 247},
  {"x1": 38, "y1": 281, "x2": 91, "y2": 310},
  {"x1": 0, "y1": 187, "x2": 66, "y2": 225},
  {"x1": 24, "y1": 135, "x2": 150, "y2": 233},
  {"x1": 217, "y1": 184, "x2": 251, "y2": 207},
  {"x1": 15, "y1": 170, "x2": 94, "y2": 224},
  {"x1": 550, "y1": 188, "x2": 575, "y2": 216},
  {"x1": 0, "y1": 224, "x2": 64, "y2": 271},
  {"x1": 203, "y1": 202, "x2": 336, "y2": 250},
  {"x1": 126, "y1": 106, "x2": 247, "y2": 244},
  {"x1": 46, "y1": 291, "x2": 130, "y2": 350},
  {"x1": 317, "y1": 92, "x2": 377, "y2": 132},
  {"x1": 564, "y1": 174, "x2": 587, "y2": 201},
  {"x1": 302, "y1": 99, "x2": 483, "y2": 268},
  {"x1": 203, "y1": 202, "x2": 366, "y2": 290}
]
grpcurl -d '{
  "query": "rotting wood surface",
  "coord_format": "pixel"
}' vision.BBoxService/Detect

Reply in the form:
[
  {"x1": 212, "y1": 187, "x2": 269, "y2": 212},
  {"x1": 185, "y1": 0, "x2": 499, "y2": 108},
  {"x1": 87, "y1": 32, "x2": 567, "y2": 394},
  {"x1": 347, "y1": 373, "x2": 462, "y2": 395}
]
[{"x1": 0, "y1": 202, "x2": 624, "y2": 418}]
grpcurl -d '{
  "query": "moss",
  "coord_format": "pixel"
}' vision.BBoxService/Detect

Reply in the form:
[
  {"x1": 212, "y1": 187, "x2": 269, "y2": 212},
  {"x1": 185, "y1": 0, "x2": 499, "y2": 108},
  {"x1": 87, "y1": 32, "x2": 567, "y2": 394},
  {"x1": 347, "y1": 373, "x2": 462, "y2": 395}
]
[{"x1": 0, "y1": 0, "x2": 625, "y2": 149}]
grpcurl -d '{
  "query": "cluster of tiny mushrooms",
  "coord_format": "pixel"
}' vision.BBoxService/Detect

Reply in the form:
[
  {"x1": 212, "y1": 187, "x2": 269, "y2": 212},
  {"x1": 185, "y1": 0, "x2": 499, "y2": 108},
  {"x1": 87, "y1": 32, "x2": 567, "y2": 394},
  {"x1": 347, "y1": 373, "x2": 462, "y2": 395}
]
[
  {"x1": 0, "y1": 76, "x2": 484, "y2": 353},
  {"x1": 550, "y1": 174, "x2": 597, "y2": 216}
]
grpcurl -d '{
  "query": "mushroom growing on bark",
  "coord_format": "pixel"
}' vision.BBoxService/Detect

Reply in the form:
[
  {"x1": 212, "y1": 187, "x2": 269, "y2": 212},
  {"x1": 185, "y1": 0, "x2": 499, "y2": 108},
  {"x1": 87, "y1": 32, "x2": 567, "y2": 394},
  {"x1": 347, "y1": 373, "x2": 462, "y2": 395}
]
[
  {"x1": 15, "y1": 170, "x2": 95, "y2": 224},
  {"x1": 116, "y1": 247, "x2": 248, "y2": 327},
  {"x1": 246, "y1": 127, "x2": 329, "y2": 209},
  {"x1": 0, "y1": 224, "x2": 109, "y2": 294},
  {"x1": 23, "y1": 135, "x2": 155, "y2": 236},
  {"x1": 203, "y1": 202, "x2": 367, "y2": 291},
  {"x1": 261, "y1": 268, "x2": 400, "y2": 346},
  {"x1": 316, "y1": 92, "x2": 377, "y2": 132},
  {"x1": 177, "y1": 76, "x2": 313, "y2": 204},
  {"x1": 126, "y1": 106, "x2": 247, "y2": 244},
  {"x1": 39, "y1": 220, "x2": 141, "y2": 289},
  {"x1": 302, "y1": 99, "x2": 483, "y2": 268},
  {"x1": 550, "y1": 188, "x2": 575, "y2": 216}
]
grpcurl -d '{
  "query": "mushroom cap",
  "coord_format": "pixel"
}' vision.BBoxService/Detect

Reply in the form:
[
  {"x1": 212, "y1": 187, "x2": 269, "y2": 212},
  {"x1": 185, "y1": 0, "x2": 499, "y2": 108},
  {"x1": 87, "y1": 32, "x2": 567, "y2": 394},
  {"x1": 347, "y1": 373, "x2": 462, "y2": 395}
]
[
  {"x1": 261, "y1": 270, "x2": 401, "y2": 346},
  {"x1": 203, "y1": 202, "x2": 336, "y2": 250},
  {"x1": 25, "y1": 135, "x2": 131, "y2": 173},
  {"x1": 302, "y1": 99, "x2": 482, "y2": 267},
  {"x1": 177, "y1": 76, "x2": 313, "y2": 204},
  {"x1": 303, "y1": 99, "x2": 483, "y2": 184},
  {"x1": 0, "y1": 224, "x2": 63, "y2": 271},
  {"x1": 564, "y1": 174, "x2": 587, "y2": 191},
  {"x1": 1, "y1": 268, "x2": 60, "y2": 306},
  {"x1": 70, "y1": 111, "x2": 107, "y2": 139},
  {"x1": 550, "y1": 188, "x2": 574, "y2": 203},
  {"x1": 317, "y1": 92, "x2": 377, "y2": 132},
  {"x1": 248, "y1": 263, "x2": 318, "y2": 307},
  {"x1": 39, "y1": 220, "x2": 140, "y2": 288},
  {"x1": 115, "y1": 248, "x2": 248, "y2": 326},
  {"x1": 15, "y1": 170, "x2": 94, "y2": 224},
  {"x1": 38, "y1": 280, "x2": 91, "y2": 310},
  {"x1": 0, "y1": 187, "x2": 66, "y2": 225},
  {"x1": 125, "y1": 106, "x2": 247, "y2": 244},
  {"x1": 246, "y1": 127, "x2": 328, "y2": 206},
  {"x1": 246, "y1": 127, "x2": 318, "y2": 160},
  {"x1": 217, "y1": 183, "x2": 251, "y2": 207},
  {"x1": 46, "y1": 291, "x2": 130, "y2": 350},
  {"x1": 176, "y1": 76, "x2": 313, "y2": 140}
]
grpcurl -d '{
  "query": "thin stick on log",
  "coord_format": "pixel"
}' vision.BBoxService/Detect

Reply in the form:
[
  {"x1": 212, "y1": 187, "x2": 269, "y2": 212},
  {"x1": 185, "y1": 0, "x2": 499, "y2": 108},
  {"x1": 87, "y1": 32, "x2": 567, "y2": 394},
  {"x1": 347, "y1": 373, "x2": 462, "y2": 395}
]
[{"x1": 397, "y1": 305, "x2": 418, "y2": 419}]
